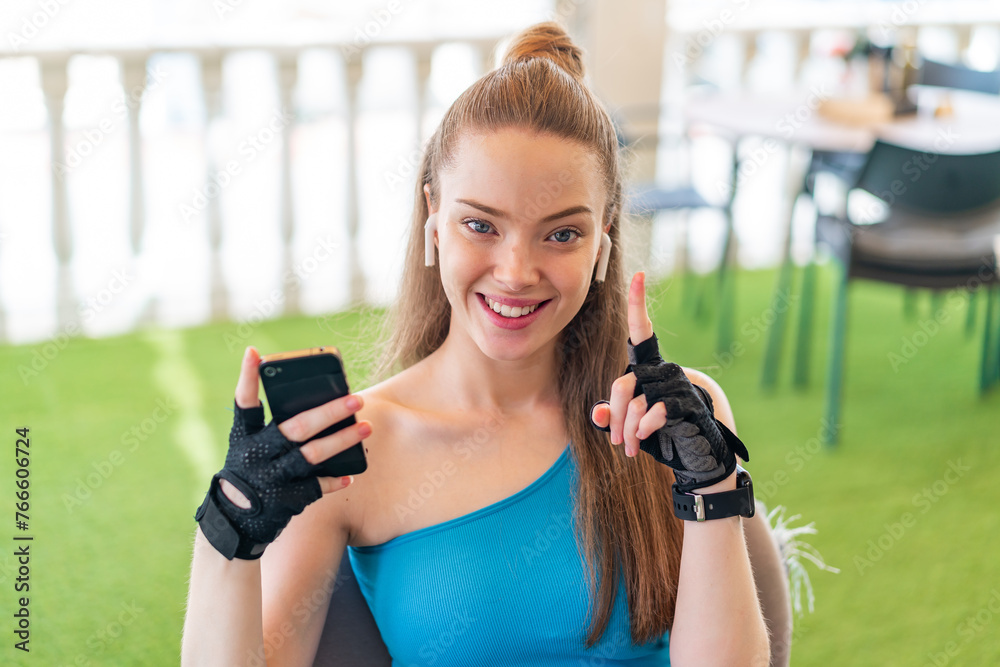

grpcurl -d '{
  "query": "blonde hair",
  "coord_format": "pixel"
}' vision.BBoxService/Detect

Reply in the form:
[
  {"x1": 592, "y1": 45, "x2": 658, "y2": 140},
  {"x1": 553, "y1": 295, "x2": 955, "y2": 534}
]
[{"x1": 372, "y1": 21, "x2": 684, "y2": 647}]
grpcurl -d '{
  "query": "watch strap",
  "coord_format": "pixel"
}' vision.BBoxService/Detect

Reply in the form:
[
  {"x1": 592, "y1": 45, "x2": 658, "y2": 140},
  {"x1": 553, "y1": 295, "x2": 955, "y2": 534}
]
[
  {"x1": 195, "y1": 477, "x2": 269, "y2": 560},
  {"x1": 672, "y1": 468, "x2": 755, "y2": 522}
]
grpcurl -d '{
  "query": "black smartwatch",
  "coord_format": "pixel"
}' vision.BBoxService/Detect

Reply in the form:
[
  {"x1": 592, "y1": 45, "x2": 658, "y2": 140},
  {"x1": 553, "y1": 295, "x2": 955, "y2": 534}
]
[{"x1": 672, "y1": 465, "x2": 755, "y2": 522}]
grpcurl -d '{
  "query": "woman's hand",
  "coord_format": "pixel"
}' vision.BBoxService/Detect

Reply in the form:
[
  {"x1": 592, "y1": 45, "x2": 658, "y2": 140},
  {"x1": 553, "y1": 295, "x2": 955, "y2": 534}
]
[
  {"x1": 589, "y1": 272, "x2": 749, "y2": 492},
  {"x1": 225, "y1": 346, "x2": 371, "y2": 501},
  {"x1": 590, "y1": 272, "x2": 665, "y2": 456},
  {"x1": 195, "y1": 346, "x2": 370, "y2": 560}
]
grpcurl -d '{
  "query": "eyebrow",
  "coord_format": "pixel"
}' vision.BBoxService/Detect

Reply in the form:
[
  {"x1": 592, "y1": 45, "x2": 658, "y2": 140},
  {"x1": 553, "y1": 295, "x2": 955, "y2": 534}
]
[{"x1": 455, "y1": 198, "x2": 593, "y2": 224}]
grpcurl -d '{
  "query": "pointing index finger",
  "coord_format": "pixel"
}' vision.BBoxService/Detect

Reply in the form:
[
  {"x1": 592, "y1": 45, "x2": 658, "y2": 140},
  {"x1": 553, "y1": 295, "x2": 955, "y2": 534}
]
[{"x1": 628, "y1": 271, "x2": 654, "y2": 345}]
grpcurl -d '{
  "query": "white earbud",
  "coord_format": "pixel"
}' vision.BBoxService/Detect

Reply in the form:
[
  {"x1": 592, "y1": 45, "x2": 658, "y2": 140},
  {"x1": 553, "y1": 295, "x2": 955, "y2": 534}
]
[
  {"x1": 424, "y1": 213, "x2": 438, "y2": 267},
  {"x1": 594, "y1": 232, "x2": 612, "y2": 283}
]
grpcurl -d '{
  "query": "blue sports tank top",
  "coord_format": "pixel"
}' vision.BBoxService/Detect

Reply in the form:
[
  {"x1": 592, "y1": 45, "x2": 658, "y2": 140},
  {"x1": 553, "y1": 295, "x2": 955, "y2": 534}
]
[{"x1": 346, "y1": 443, "x2": 671, "y2": 666}]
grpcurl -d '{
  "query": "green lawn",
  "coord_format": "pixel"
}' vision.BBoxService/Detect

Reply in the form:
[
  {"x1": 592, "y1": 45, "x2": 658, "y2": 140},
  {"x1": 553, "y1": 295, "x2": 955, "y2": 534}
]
[{"x1": 1, "y1": 265, "x2": 998, "y2": 666}]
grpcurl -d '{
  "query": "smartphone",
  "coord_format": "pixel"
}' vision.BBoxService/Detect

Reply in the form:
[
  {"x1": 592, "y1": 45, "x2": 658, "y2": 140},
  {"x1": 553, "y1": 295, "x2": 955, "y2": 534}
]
[{"x1": 258, "y1": 346, "x2": 367, "y2": 478}]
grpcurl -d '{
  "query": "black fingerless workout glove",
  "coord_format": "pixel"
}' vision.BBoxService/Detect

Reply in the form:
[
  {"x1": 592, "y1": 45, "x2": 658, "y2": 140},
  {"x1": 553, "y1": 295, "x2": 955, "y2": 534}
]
[
  {"x1": 195, "y1": 401, "x2": 322, "y2": 560},
  {"x1": 595, "y1": 333, "x2": 750, "y2": 493}
]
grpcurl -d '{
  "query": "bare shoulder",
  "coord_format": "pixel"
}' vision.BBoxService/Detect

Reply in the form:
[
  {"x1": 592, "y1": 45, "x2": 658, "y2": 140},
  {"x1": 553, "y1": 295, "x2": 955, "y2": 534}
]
[
  {"x1": 355, "y1": 375, "x2": 409, "y2": 442},
  {"x1": 681, "y1": 367, "x2": 737, "y2": 435}
]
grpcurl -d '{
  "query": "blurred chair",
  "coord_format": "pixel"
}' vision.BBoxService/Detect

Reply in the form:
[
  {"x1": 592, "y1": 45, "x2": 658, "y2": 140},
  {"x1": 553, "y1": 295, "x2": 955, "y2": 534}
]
[
  {"x1": 797, "y1": 140, "x2": 1000, "y2": 445},
  {"x1": 615, "y1": 109, "x2": 737, "y2": 352},
  {"x1": 313, "y1": 509, "x2": 794, "y2": 667},
  {"x1": 919, "y1": 58, "x2": 1000, "y2": 95},
  {"x1": 805, "y1": 57, "x2": 1000, "y2": 196},
  {"x1": 625, "y1": 181, "x2": 730, "y2": 335},
  {"x1": 761, "y1": 56, "x2": 1000, "y2": 390}
]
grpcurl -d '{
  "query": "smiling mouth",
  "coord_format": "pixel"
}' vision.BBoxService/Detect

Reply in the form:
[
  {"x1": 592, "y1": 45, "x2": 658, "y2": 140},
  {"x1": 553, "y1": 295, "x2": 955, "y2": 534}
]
[{"x1": 480, "y1": 294, "x2": 549, "y2": 319}]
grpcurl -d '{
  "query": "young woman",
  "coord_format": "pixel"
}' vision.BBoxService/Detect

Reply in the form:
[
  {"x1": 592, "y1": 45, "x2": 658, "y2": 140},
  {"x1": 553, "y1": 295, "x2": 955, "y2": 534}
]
[{"x1": 183, "y1": 22, "x2": 774, "y2": 666}]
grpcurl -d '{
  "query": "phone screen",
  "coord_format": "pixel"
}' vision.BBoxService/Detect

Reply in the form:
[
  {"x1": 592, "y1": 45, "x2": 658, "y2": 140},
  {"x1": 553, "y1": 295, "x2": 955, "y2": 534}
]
[{"x1": 258, "y1": 347, "x2": 367, "y2": 478}]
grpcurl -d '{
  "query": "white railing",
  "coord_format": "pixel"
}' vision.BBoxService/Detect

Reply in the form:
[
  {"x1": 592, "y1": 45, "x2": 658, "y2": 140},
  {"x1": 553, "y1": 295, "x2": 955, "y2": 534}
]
[
  {"x1": 665, "y1": 1, "x2": 1000, "y2": 93},
  {"x1": 2, "y1": 1, "x2": 1000, "y2": 344},
  {"x1": 0, "y1": 36, "x2": 502, "y2": 343}
]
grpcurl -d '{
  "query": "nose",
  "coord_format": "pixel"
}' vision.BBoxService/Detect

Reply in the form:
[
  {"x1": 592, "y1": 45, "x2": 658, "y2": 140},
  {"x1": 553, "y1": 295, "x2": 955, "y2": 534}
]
[{"x1": 492, "y1": 235, "x2": 540, "y2": 292}]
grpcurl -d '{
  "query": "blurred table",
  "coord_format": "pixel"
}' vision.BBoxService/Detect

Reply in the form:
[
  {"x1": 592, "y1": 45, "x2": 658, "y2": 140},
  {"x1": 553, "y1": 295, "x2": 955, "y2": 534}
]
[
  {"x1": 683, "y1": 86, "x2": 1000, "y2": 154},
  {"x1": 682, "y1": 85, "x2": 1000, "y2": 383}
]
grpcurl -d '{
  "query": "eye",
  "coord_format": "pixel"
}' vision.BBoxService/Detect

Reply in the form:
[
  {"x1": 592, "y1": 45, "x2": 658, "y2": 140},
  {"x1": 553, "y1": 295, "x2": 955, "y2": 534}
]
[
  {"x1": 549, "y1": 228, "x2": 581, "y2": 243},
  {"x1": 465, "y1": 219, "x2": 493, "y2": 234}
]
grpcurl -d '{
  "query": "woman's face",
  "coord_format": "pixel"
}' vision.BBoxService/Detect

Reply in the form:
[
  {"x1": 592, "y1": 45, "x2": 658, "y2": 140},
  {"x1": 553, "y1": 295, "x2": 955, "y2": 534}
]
[{"x1": 427, "y1": 127, "x2": 609, "y2": 363}]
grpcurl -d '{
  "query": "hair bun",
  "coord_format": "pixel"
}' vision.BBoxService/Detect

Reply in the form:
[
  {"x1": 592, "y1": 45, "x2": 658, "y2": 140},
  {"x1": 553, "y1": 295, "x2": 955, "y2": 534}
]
[{"x1": 500, "y1": 22, "x2": 585, "y2": 82}]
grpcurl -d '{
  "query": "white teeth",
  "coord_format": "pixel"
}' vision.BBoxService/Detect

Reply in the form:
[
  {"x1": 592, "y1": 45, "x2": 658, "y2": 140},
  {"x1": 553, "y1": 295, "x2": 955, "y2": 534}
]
[{"x1": 484, "y1": 296, "x2": 540, "y2": 318}]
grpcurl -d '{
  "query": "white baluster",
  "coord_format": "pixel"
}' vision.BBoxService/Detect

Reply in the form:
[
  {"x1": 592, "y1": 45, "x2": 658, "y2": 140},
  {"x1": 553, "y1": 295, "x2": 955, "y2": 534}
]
[
  {"x1": 121, "y1": 56, "x2": 151, "y2": 324},
  {"x1": 40, "y1": 56, "x2": 74, "y2": 330},
  {"x1": 201, "y1": 51, "x2": 228, "y2": 320},
  {"x1": 414, "y1": 44, "x2": 433, "y2": 146},
  {"x1": 956, "y1": 25, "x2": 973, "y2": 63},
  {"x1": 741, "y1": 31, "x2": 758, "y2": 88},
  {"x1": 676, "y1": 33, "x2": 697, "y2": 87},
  {"x1": 344, "y1": 52, "x2": 366, "y2": 305},
  {"x1": 121, "y1": 57, "x2": 147, "y2": 254},
  {"x1": 276, "y1": 52, "x2": 300, "y2": 315},
  {"x1": 793, "y1": 30, "x2": 812, "y2": 86}
]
